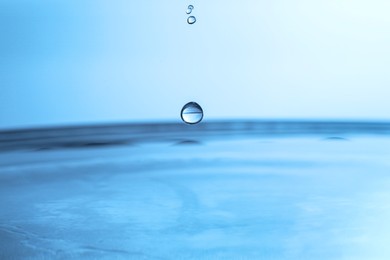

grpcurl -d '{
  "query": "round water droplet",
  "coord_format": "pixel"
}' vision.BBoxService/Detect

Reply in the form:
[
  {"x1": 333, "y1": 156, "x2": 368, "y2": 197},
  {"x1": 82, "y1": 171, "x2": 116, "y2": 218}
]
[
  {"x1": 186, "y1": 5, "x2": 194, "y2": 14},
  {"x1": 181, "y1": 102, "x2": 203, "y2": 124},
  {"x1": 187, "y1": 16, "x2": 196, "y2": 25}
]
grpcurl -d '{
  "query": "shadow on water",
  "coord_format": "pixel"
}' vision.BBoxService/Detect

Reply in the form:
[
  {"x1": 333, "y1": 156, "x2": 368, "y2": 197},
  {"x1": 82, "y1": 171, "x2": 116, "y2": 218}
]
[
  {"x1": 322, "y1": 137, "x2": 350, "y2": 141},
  {"x1": 173, "y1": 140, "x2": 203, "y2": 146},
  {"x1": 33, "y1": 140, "x2": 131, "y2": 151}
]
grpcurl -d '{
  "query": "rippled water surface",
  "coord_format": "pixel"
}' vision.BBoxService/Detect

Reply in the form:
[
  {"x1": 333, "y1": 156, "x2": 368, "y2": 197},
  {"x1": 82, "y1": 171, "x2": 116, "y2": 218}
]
[{"x1": 1, "y1": 121, "x2": 390, "y2": 259}]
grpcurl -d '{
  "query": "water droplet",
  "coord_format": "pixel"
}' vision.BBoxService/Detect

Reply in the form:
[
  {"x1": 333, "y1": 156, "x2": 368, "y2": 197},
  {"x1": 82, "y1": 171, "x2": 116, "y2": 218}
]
[
  {"x1": 187, "y1": 16, "x2": 196, "y2": 25},
  {"x1": 181, "y1": 102, "x2": 203, "y2": 124},
  {"x1": 186, "y1": 5, "x2": 194, "y2": 14}
]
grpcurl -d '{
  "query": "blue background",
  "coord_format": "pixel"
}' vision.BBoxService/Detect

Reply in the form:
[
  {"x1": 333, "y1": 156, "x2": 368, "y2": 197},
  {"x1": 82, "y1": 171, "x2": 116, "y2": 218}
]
[{"x1": 1, "y1": 0, "x2": 390, "y2": 129}]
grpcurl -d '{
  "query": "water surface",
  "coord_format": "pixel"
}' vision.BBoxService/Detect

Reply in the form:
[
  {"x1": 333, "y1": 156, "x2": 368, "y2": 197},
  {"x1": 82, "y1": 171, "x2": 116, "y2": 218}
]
[{"x1": 1, "y1": 121, "x2": 390, "y2": 259}]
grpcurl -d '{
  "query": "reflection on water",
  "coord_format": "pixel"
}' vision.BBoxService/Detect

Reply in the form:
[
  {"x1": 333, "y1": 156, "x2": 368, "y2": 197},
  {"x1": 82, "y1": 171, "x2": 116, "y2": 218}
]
[{"x1": 1, "y1": 121, "x2": 390, "y2": 259}]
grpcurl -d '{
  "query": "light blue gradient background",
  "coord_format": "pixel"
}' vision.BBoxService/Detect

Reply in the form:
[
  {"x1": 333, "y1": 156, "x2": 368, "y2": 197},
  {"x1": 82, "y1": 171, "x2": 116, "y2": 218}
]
[{"x1": 1, "y1": 0, "x2": 390, "y2": 129}]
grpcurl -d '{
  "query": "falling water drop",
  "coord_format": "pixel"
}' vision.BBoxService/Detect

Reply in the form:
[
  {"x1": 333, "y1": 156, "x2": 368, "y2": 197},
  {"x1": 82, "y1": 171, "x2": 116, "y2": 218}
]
[
  {"x1": 181, "y1": 102, "x2": 203, "y2": 124},
  {"x1": 187, "y1": 16, "x2": 196, "y2": 25},
  {"x1": 186, "y1": 5, "x2": 194, "y2": 14}
]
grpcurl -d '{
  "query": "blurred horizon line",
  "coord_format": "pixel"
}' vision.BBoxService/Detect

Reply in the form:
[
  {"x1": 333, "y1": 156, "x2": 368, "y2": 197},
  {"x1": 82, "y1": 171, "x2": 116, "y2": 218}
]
[
  {"x1": 2, "y1": 120, "x2": 390, "y2": 153},
  {"x1": 2, "y1": 118, "x2": 390, "y2": 133}
]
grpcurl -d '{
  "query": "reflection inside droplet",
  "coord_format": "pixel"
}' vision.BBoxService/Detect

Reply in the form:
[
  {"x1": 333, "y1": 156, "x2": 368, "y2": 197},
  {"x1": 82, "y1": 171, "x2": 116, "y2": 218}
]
[
  {"x1": 187, "y1": 16, "x2": 196, "y2": 25},
  {"x1": 181, "y1": 102, "x2": 203, "y2": 124}
]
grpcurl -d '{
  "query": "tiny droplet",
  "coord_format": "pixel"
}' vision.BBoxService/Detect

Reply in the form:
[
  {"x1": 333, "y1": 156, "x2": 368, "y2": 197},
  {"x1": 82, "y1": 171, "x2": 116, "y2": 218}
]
[
  {"x1": 186, "y1": 5, "x2": 194, "y2": 14},
  {"x1": 181, "y1": 102, "x2": 203, "y2": 124},
  {"x1": 187, "y1": 16, "x2": 196, "y2": 25}
]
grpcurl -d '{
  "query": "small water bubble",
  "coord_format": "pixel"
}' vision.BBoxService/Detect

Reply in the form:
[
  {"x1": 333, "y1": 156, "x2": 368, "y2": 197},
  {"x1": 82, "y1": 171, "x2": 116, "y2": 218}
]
[
  {"x1": 187, "y1": 16, "x2": 196, "y2": 25},
  {"x1": 181, "y1": 102, "x2": 203, "y2": 124},
  {"x1": 186, "y1": 5, "x2": 194, "y2": 14}
]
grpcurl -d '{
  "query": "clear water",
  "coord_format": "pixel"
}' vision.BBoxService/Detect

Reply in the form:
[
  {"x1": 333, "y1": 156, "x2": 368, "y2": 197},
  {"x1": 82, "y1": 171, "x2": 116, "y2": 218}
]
[
  {"x1": 181, "y1": 102, "x2": 203, "y2": 124},
  {"x1": 1, "y1": 121, "x2": 390, "y2": 259}
]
